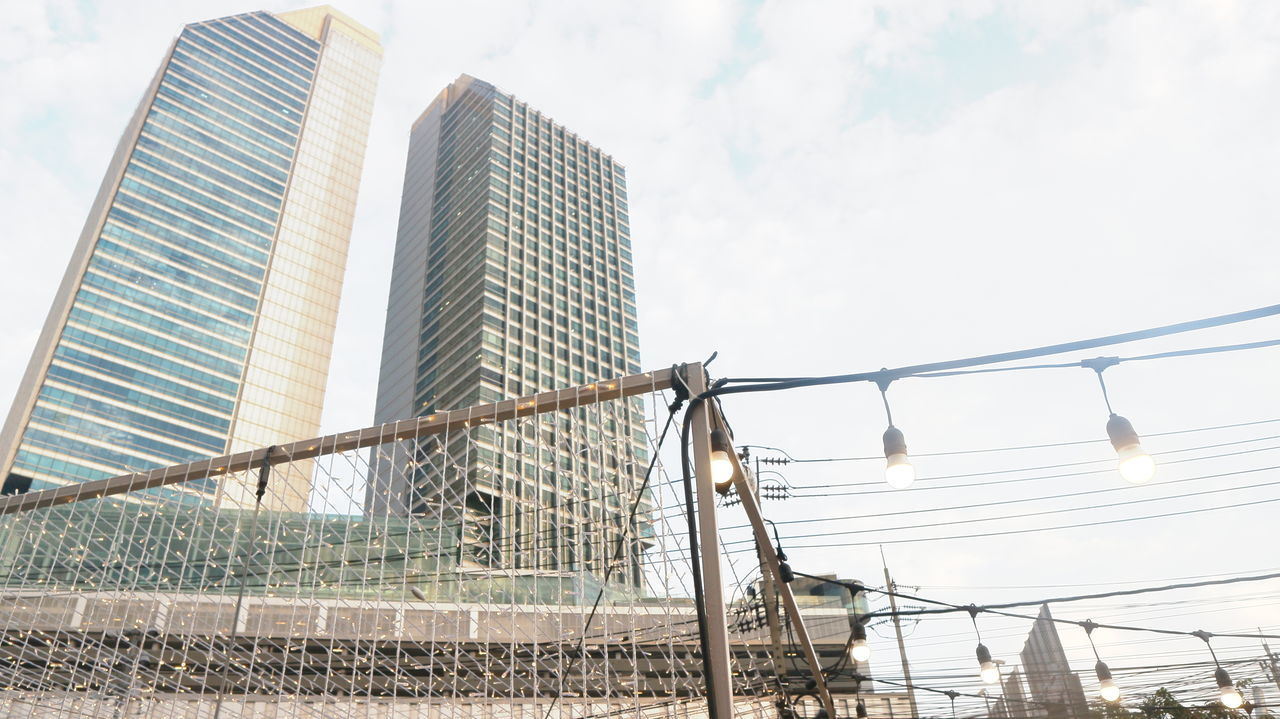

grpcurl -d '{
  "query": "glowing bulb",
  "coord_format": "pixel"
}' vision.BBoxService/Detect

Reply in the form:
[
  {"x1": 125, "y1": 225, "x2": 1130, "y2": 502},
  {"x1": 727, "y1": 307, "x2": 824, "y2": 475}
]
[
  {"x1": 851, "y1": 638, "x2": 871, "y2": 663},
  {"x1": 1117, "y1": 445, "x2": 1155, "y2": 485},
  {"x1": 710, "y1": 450, "x2": 734, "y2": 484},
  {"x1": 1107, "y1": 414, "x2": 1156, "y2": 484},
  {"x1": 1096, "y1": 661, "x2": 1119, "y2": 702},
  {"x1": 1216, "y1": 667, "x2": 1243, "y2": 708},
  {"x1": 883, "y1": 426, "x2": 915, "y2": 489},
  {"x1": 710, "y1": 429, "x2": 736, "y2": 485},
  {"x1": 1100, "y1": 678, "x2": 1120, "y2": 703},
  {"x1": 1220, "y1": 686, "x2": 1243, "y2": 709},
  {"x1": 976, "y1": 643, "x2": 999, "y2": 684}
]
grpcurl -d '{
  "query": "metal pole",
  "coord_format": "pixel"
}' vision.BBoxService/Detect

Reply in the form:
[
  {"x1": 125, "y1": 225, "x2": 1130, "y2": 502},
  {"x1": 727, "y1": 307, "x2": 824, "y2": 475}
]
[
  {"x1": 687, "y1": 368, "x2": 735, "y2": 719},
  {"x1": 212, "y1": 446, "x2": 274, "y2": 719},
  {"x1": 883, "y1": 563, "x2": 919, "y2": 719},
  {"x1": 723, "y1": 435, "x2": 836, "y2": 719}
]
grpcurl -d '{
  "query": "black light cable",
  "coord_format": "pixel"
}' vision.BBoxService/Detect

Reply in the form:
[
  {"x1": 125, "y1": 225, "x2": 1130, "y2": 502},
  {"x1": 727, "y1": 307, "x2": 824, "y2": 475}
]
[
  {"x1": 703, "y1": 302, "x2": 1280, "y2": 399},
  {"x1": 541, "y1": 381, "x2": 687, "y2": 719}
]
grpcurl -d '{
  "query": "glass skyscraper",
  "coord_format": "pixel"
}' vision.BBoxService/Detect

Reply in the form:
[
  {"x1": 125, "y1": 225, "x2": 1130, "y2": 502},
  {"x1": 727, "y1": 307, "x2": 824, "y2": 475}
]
[
  {"x1": 0, "y1": 7, "x2": 381, "y2": 510},
  {"x1": 371, "y1": 75, "x2": 647, "y2": 585}
]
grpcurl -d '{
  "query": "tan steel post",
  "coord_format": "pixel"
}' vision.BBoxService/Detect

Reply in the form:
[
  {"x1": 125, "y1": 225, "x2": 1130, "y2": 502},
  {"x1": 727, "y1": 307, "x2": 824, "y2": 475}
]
[
  {"x1": 721, "y1": 423, "x2": 836, "y2": 719},
  {"x1": 686, "y1": 366, "x2": 736, "y2": 719}
]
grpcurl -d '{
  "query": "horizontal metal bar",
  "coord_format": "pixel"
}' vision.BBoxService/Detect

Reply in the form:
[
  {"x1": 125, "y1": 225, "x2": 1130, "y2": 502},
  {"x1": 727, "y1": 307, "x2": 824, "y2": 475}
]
[{"x1": 0, "y1": 367, "x2": 676, "y2": 517}]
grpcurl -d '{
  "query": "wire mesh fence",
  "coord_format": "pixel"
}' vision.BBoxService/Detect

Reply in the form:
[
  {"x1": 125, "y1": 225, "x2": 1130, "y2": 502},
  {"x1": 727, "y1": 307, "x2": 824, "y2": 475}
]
[{"x1": 0, "y1": 370, "x2": 860, "y2": 718}]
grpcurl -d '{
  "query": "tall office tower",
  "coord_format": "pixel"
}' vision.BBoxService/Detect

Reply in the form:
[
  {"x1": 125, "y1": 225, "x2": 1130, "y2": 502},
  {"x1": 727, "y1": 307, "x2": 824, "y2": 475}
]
[
  {"x1": 0, "y1": 7, "x2": 381, "y2": 510},
  {"x1": 371, "y1": 75, "x2": 645, "y2": 585}
]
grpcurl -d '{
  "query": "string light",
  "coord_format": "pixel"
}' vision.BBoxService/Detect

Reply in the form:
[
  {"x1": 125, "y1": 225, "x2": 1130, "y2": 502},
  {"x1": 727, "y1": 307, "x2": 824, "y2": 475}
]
[
  {"x1": 710, "y1": 429, "x2": 736, "y2": 485},
  {"x1": 1194, "y1": 630, "x2": 1244, "y2": 709},
  {"x1": 1216, "y1": 667, "x2": 1243, "y2": 709},
  {"x1": 878, "y1": 378, "x2": 915, "y2": 489},
  {"x1": 850, "y1": 620, "x2": 870, "y2": 663},
  {"x1": 1086, "y1": 358, "x2": 1156, "y2": 484},
  {"x1": 968, "y1": 606, "x2": 1000, "y2": 684},
  {"x1": 1083, "y1": 621, "x2": 1120, "y2": 703}
]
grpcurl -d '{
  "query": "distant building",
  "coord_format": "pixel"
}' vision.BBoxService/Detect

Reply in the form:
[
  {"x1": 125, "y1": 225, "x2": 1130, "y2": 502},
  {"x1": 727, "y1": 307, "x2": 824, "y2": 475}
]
[
  {"x1": 992, "y1": 669, "x2": 1042, "y2": 719},
  {"x1": 0, "y1": 7, "x2": 381, "y2": 510},
  {"x1": 1020, "y1": 605, "x2": 1089, "y2": 719}
]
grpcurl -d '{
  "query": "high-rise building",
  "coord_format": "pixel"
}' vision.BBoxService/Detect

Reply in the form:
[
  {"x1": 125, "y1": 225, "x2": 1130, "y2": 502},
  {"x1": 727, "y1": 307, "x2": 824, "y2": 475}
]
[
  {"x1": 1020, "y1": 605, "x2": 1089, "y2": 719},
  {"x1": 0, "y1": 7, "x2": 381, "y2": 511},
  {"x1": 371, "y1": 75, "x2": 645, "y2": 584}
]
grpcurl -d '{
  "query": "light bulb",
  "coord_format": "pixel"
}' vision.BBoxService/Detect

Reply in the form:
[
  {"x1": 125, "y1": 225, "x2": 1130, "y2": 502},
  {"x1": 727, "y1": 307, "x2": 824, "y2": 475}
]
[
  {"x1": 1107, "y1": 414, "x2": 1155, "y2": 484},
  {"x1": 885, "y1": 454, "x2": 915, "y2": 489},
  {"x1": 1116, "y1": 445, "x2": 1155, "y2": 485},
  {"x1": 1096, "y1": 661, "x2": 1119, "y2": 702},
  {"x1": 1216, "y1": 667, "x2": 1243, "y2": 708},
  {"x1": 1100, "y1": 678, "x2": 1120, "y2": 703},
  {"x1": 710, "y1": 429, "x2": 736, "y2": 485},
  {"x1": 1220, "y1": 686, "x2": 1243, "y2": 709},
  {"x1": 710, "y1": 450, "x2": 734, "y2": 484},
  {"x1": 976, "y1": 643, "x2": 999, "y2": 684},
  {"x1": 883, "y1": 426, "x2": 914, "y2": 489},
  {"x1": 851, "y1": 638, "x2": 871, "y2": 662}
]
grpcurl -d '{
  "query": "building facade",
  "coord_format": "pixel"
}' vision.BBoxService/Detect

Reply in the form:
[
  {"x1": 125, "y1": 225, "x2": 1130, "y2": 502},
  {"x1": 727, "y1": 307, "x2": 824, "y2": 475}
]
[
  {"x1": 0, "y1": 7, "x2": 381, "y2": 511},
  {"x1": 371, "y1": 76, "x2": 646, "y2": 585}
]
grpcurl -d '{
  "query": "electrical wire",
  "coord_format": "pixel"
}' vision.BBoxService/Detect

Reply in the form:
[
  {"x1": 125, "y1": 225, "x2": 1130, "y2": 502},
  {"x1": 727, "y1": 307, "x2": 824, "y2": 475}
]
[
  {"x1": 743, "y1": 417, "x2": 1280, "y2": 464},
  {"x1": 743, "y1": 493, "x2": 1280, "y2": 550}
]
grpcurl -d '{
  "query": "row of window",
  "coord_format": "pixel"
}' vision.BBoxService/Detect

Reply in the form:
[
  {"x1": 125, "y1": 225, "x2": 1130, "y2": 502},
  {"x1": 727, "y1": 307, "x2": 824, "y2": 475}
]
[
  {"x1": 52, "y1": 345, "x2": 236, "y2": 414},
  {"x1": 37, "y1": 384, "x2": 226, "y2": 453},
  {"x1": 46, "y1": 362, "x2": 231, "y2": 434}
]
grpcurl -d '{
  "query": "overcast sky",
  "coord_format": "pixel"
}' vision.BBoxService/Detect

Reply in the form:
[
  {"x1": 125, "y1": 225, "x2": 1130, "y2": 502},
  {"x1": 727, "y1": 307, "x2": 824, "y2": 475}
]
[{"x1": 4, "y1": 0, "x2": 1280, "y2": 713}]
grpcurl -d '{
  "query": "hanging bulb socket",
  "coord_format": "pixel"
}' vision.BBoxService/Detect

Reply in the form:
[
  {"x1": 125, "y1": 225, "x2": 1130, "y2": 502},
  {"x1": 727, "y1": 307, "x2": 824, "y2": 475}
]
[
  {"x1": 1106, "y1": 414, "x2": 1156, "y2": 484},
  {"x1": 883, "y1": 426, "x2": 916, "y2": 489},
  {"x1": 856, "y1": 700, "x2": 868, "y2": 719},
  {"x1": 778, "y1": 560, "x2": 795, "y2": 584},
  {"x1": 1096, "y1": 661, "x2": 1120, "y2": 702},
  {"x1": 710, "y1": 429, "x2": 736, "y2": 491},
  {"x1": 976, "y1": 643, "x2": 999, "y2": 684},
  {"x1": 1216, "y1": 667, "x2": 1244, "y2": 708},
  {"x1": 850, "y1": 621, "x2": 871, "y2": 662}
]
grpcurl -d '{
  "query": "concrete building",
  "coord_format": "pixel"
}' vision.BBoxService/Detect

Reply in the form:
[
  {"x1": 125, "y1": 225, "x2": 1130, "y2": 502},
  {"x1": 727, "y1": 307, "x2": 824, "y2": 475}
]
[
  {"x1": 370, "y1": 76, "x2": 646, "y2": 585},
  {"x1": 0, "y1": 7, "x2": 381, "y2": 511}
]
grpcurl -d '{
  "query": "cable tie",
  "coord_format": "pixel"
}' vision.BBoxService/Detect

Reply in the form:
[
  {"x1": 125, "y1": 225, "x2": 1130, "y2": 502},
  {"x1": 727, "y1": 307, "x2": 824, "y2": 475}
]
[
  {"x1": 944, "y1": 690, "x2": 960, "y2": 700},
  {"x1": 1191, "y1": 629, "x2": 1214, "y2": 642},
  {"x1": 1080, "y1": 619, "x2": 1098, "y2": 634},
  {"x1": 873, "y1": 369, "x2": 896, "y2": 393},
  {"x1": 966, "y1": 604, "x2": 982, "y2": 620},
  {"x1": 1080, "y1": 356, "x2": 1122, "y2": 372}
]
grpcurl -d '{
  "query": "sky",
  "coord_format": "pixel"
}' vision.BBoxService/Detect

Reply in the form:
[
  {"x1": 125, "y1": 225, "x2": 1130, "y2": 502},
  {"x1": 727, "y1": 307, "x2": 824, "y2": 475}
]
[{"x1": 3, "y1": 0, "x2": 1280, "y2": 714}]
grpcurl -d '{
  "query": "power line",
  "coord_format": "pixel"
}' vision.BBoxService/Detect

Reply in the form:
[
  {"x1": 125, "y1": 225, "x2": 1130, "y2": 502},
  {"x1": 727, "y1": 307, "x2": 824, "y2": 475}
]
[
  {"x1": 745, "y1": 417, "x2": 1280, "y2": 464},
  {"x1": 746, "y1": 494, "x2": 1280, "y2": 549},
  {"x1": 725, "y1": 469, "x2": 1280, "y2": 544}
]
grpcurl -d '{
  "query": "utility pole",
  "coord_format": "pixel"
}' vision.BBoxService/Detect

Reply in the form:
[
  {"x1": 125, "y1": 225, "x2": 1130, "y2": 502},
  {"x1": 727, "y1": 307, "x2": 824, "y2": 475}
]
[
  {"x1": 882, "y1": 549, "x2": 919, "y2": 719},
  {"x1": 1263, "y1": 638, "x2": 1280, "y2": 697},
  {"x1": 752, "y1": 453, "x2": 786, "y2": 674}
]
